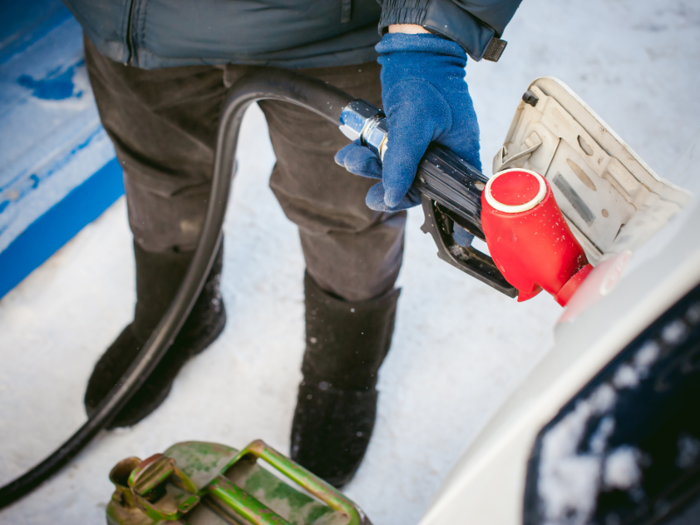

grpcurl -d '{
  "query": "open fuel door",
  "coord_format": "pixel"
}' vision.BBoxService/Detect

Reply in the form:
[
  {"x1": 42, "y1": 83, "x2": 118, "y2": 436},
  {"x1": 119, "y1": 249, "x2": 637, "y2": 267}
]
[{"x1": 493, "y1": 77, "x2": 691, "y2": 265}]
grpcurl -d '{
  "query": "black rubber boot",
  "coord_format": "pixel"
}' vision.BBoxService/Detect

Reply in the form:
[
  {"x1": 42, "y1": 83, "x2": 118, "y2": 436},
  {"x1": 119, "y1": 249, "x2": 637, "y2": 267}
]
[
  {"x1": 84, "y1": 241, "x2": 226, "y2": 428},
  {"x1": 291, "y1": 272, "x2": 400, "y2": 488}
]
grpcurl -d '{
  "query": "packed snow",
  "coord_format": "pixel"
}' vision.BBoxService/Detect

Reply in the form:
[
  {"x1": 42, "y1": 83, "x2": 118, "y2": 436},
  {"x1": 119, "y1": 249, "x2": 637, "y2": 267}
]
[
  {"x1": 676, "y1": 434, "x2": 700, "y2": 470},
  {"x1": 537, "y1": 329, "x2": 669, "y2": 524},
  {"x1": 1, "y1": 0, "x2": 699, "y2": 524},
  {"x1": 538, "y1": 385, "x2": 618, "y2": 525},
  {"x1": 604, "y1": 446, "x2": 642, "y2": 491}
]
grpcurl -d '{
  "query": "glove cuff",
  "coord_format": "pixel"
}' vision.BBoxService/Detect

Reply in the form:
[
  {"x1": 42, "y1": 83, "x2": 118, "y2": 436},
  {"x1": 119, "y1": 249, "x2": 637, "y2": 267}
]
[{"x1": 375, "y1": 33, "x2": 467, "y2": 61}]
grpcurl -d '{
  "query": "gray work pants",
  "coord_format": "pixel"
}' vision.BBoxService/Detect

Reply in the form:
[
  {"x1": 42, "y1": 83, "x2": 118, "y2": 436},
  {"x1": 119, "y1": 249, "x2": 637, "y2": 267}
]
[{"x1": 84, "y1": 36, "x2": 405, "y2": 301}]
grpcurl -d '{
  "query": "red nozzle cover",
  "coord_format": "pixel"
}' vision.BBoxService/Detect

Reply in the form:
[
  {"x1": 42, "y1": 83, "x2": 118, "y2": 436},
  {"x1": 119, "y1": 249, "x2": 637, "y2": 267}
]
[{"x1": 481, "y1": 169, "x2": 590, "y2": 306}]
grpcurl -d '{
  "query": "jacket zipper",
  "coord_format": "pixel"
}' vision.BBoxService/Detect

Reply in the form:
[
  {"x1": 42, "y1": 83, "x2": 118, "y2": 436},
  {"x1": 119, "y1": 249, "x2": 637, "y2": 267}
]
[
  {"x1": 124, "y1": 0, "x2": 136, "y2": 65},
  {"x1": 340, "y1": 0, "x2": 352, "y2": 23}
]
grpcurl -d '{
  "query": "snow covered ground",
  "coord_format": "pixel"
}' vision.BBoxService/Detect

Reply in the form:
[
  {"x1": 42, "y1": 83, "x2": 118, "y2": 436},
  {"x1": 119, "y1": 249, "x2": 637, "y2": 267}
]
[{"x1": 1, "y1": 1, "x2": 698, "y2": 523}]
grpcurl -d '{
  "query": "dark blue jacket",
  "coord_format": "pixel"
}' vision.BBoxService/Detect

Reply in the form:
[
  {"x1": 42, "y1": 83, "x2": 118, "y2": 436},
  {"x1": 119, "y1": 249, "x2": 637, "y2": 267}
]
[{"x1": 62, "y1": 0, "x2": 522, "y2": 69}]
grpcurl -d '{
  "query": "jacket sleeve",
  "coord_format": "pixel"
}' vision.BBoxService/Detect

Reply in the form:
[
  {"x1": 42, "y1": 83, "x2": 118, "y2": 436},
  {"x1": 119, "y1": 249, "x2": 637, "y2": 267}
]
[{"x1": 378, "y1": 0, "x2": 522, "y2": 62}]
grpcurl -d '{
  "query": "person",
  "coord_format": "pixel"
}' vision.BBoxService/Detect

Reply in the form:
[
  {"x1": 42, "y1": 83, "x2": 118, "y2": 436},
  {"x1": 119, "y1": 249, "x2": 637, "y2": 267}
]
[{"x1": 64, "y1": 0, "x2": 522, "y2": 488}]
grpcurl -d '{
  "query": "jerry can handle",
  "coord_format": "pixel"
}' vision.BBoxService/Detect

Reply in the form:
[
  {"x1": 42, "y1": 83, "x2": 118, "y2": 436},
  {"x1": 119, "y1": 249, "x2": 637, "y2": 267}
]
[{"x1": 224, "y1": 440, "x2": 364, "y2": 525}]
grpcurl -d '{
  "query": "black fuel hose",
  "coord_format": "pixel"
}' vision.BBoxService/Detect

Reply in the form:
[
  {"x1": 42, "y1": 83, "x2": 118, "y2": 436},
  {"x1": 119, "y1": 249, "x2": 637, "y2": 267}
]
[{"x1": 0, "y1": 68, "x2": 354, "y2": 509}]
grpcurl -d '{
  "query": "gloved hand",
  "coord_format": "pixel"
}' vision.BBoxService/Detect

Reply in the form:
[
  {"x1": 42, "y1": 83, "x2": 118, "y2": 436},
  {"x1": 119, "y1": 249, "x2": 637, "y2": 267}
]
[{"x1": 335, "y1": 33, "x2": 482, "y2": 212}]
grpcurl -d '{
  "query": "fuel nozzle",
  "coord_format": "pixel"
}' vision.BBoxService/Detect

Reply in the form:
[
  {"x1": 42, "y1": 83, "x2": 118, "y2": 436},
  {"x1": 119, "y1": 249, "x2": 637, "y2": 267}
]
[
  {"x1": 481, "y1": 169, "x2": 593, "y2": 306},
  {"x1": 337, "y1": 100, "x2": 592, "y2": 305}
]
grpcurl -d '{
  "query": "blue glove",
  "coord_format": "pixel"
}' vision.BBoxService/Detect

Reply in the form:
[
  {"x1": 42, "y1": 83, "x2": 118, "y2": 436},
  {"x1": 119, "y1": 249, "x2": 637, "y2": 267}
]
[{"x1": 335, "y1": 33, "x2": 482, "y2": 212}]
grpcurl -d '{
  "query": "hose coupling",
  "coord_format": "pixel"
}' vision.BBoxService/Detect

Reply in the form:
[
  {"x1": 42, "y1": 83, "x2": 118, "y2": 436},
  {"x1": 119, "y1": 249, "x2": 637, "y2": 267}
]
[{"x1": 338, "y1": 100, "x2": 389, "y2": 161}]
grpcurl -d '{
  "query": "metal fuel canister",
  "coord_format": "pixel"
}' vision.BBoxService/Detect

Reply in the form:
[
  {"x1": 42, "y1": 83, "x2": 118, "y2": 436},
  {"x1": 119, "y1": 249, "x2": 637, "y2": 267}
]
[{"x1": 106, "y1": 440, "x2": 370, "y2": 525}]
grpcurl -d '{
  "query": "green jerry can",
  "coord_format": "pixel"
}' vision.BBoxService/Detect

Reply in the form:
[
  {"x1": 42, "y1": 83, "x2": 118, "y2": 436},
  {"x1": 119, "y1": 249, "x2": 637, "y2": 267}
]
[{"x1": 106, "y1": 440, "x2": 372, "y2": 525}]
